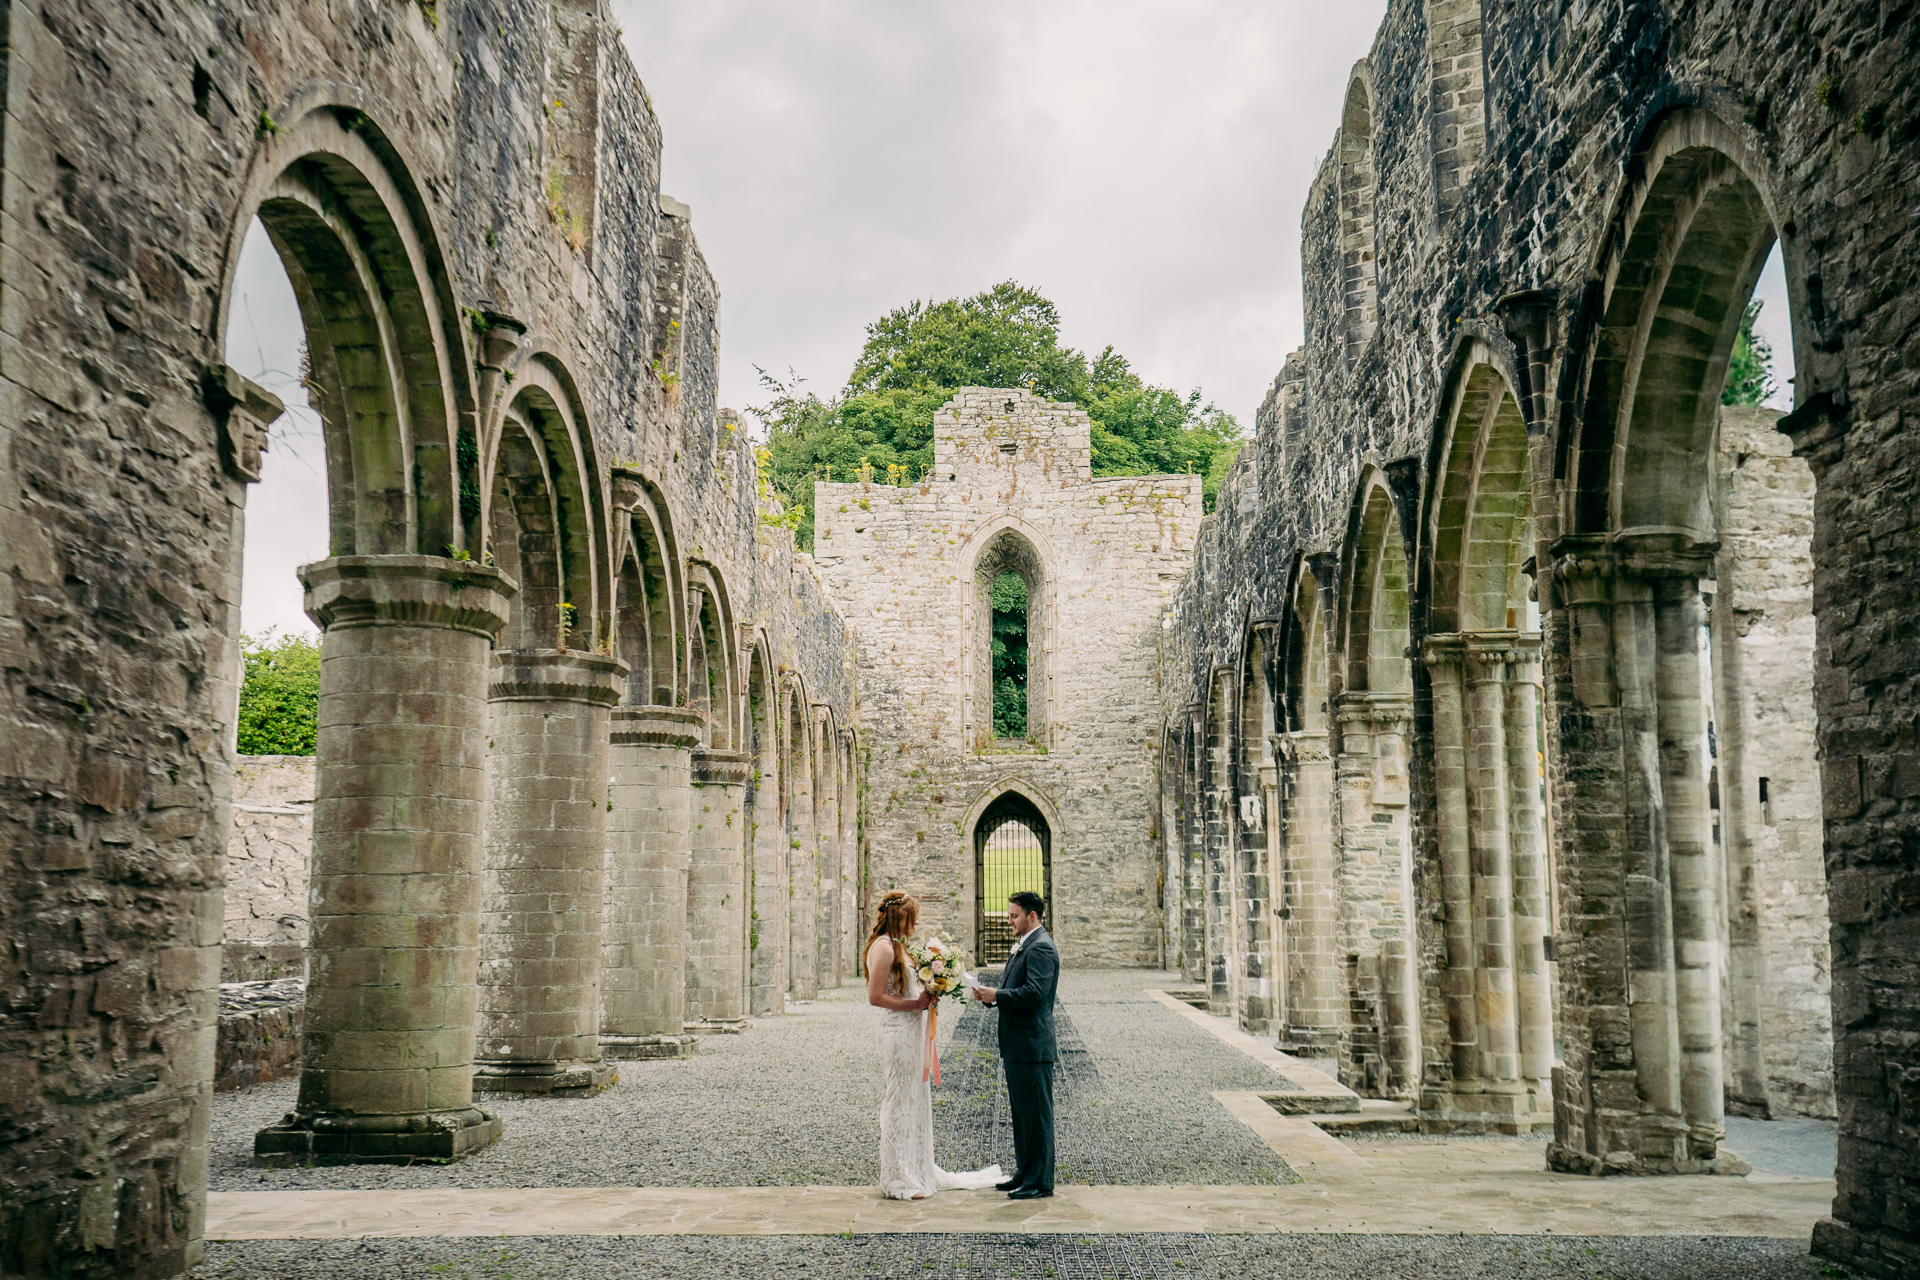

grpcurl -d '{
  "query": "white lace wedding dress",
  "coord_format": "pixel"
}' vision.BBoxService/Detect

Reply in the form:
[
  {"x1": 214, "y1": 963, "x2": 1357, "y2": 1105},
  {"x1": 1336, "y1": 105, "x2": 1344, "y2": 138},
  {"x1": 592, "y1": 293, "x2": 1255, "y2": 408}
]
[{"x1": 875, "y1": 945, "x2": 1004, "y2": 1200}]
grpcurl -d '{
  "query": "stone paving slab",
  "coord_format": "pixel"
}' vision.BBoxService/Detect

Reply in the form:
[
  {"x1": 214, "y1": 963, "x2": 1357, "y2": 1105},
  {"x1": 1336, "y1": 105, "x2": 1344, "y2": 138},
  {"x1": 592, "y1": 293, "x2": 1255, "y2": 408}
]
[{"x1": 206, "y1": 1160, "x2": 1831, "y2": 1242}]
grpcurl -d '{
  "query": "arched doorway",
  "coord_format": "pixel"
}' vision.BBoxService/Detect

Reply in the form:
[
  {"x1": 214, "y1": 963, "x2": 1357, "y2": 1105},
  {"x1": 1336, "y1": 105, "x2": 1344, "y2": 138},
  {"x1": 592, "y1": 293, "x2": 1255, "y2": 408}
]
[{"x1": 973, "y1": 791, "x2": 1053, "y2": 964}]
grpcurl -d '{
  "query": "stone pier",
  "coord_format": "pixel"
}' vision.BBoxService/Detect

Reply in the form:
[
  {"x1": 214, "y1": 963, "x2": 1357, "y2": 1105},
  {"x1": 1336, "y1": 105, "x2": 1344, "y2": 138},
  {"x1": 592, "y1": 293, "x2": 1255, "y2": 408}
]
[
  {"x1": 686, "y1": 749, "x2": 753, "y2": 1032},
  {"x1": 601, "y1": 706, "x2": 702, "y2": 1060},
  {"x1": 474, "y1": 650, "x2": 626, "y2": 1096},
  {"x1": 254, "y1": 556, "x2": 514, "y2": 1166}
]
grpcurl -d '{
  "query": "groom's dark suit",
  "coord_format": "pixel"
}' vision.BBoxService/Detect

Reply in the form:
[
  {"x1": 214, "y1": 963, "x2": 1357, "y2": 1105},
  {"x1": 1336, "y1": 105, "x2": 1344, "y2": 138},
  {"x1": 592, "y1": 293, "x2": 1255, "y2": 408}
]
[{"x1": 990, "y1": 926, "x2": 1059, "y2": 1193}]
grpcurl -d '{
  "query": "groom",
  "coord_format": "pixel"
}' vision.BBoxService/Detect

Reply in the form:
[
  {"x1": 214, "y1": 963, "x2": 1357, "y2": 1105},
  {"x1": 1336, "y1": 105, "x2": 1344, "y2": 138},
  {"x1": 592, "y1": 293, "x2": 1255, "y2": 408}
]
[{"x1": 969, "y1": 891, "x2": 1058, "y2": 1199}]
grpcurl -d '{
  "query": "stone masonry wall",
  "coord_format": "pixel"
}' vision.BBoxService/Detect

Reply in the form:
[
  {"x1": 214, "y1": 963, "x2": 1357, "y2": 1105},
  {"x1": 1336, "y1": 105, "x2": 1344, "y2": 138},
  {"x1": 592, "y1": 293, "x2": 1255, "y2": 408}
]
[
  {"x1": 222, "y1": 756, "x2": 314, "y2": 982},
  {"x1": 1712, "y1": 405, "x2": 1831, "y2": 1121},
  {"x1": 815, "y1": 390, "x2": 1202, "y2": 965},
  {"x1": 0, "y1": 1, "x2": 855, "y2": 1273},
  {"x1": 1157, "y1": 0, "x2": 1919, "y2": 1272}
]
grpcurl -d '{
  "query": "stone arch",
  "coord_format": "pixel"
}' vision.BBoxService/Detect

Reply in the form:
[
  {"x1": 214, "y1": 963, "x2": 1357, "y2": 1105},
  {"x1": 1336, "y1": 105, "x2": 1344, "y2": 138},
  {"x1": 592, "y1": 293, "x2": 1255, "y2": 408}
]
[
  {"x1": 743, "y1": 636, "x2": 785, "y2": 1012},
  {"x1": 216, "y1": 98, "x2": 469, "y2": 556},
  {"x1": 838, "y1": 728, "x2": 862, "y2": 978},
  {"x1": 1340, "y1": 469, "x2": 1412, "y2": 695},
  {"x1": 1233, "y1": 624, "x2": 1278, "y2": 1033},
  {"x1": 685, "y1": 561, "x2": 738, "y2": 750},
  {"x1": 782, "y1": 674, "x2": 820, "y2": 998},
  {"x1": 1419, "y1": 345, "x2": 1553, "y2": 1130},
  {"x1": 1203, "y1": 664, "x2": 1238, "y2": 1016},
  {"x1": 1428, "y1": 349, "x2": 1534, "y2": 636},
  {"x1": 812, "y1": 703, "x2": 843, "y2": 985},
  {"x1": 486, "y1": 367, "x2": 600, "y2": 652},
  {"x1": 1276, "y1": 558, "x2": 1339, "y2": 1063},
  {"x1": 1566, "y1": 108, "x2": 1797, "y2": 539},
  {"x1": 961, "y1": 776, "x2": 1066, "y2": 959},
  {"x1": 1547, "y1": 110, "x2": 1830, "y2": 1173},
  {"x1": 1339, "y1": 63, "x2": 1378, "y2": 368},
  {"x1": 613, "y1": 479, "x2": 685, "y2": 707},
  {"x1": 215, "y1": 98, "x2": 523, "y2": 1179},
  {"x1": 960, "y1": 515, "x2": 1059, "y2": 749},
  {"x1": 1334, "y1": 470, "x2": 1420, "y2": 1096}
]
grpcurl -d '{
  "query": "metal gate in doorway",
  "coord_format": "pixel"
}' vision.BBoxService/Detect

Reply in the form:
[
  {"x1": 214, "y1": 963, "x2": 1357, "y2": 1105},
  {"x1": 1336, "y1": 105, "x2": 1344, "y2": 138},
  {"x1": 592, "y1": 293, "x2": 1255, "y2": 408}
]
[{"x1": 973, "y1": 791, "x2": 1051, "y2": 965}]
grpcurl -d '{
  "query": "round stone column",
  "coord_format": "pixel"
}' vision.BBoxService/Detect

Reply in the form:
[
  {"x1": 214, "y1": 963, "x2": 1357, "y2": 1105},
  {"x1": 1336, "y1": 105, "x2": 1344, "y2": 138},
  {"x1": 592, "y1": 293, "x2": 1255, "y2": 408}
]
[
  {"x1": 686, "y1": 749, "x2": 753, "y2": 1033},
  {"x1": 254, "y1": 555, "x2": 515, "y2": 1166},
  {"x1": 474, "y1": 650, "x2": 627, "y2": 1095},
  {"x1": 599, "y1": 705, "x2": 702, "y2": 1059}
]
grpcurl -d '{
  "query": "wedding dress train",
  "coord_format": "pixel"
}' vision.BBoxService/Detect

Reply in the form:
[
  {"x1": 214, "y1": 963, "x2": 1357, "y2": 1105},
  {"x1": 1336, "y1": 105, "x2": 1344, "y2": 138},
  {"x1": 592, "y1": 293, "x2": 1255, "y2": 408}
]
[{"x1": 877, "y1": 967, "x2": 1004, "y2": 1200}]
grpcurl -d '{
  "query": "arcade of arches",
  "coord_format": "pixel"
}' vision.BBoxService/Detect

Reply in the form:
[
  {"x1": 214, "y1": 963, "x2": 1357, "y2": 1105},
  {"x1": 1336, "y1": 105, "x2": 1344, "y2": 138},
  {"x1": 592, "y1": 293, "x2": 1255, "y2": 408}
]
[{"x1": 1, "y1": 1, "x2": 1916, "y2": 1279}]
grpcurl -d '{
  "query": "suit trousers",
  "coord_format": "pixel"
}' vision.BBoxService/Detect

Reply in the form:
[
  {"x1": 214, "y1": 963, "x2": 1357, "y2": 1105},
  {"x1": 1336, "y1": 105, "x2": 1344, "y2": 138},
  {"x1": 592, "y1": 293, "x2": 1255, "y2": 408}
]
[{"x1": 1003, "y1": 1059, "x2": 1055, "y2": 1191}]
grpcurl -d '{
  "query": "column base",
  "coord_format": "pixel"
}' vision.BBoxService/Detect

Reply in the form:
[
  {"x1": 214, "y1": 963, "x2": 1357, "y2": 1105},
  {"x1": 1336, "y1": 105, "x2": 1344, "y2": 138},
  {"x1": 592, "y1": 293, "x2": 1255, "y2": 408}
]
[
  {"x1": 1419, "y1": 1083, "x2": 1554, "y2": 1136},
  {"x1": 1812, "y1": 1218, "x2": 1920, "y2": 1280},
  {"x1": 685, "y1": 1019, "x2": 752, "y2": 1036},
  {"x1": 472, "y1": 1059, "x2": 619, "y2": 1096},
  {"x1": 601, "y1": 1033, "x2": 698, "y2": 1060},
  {"x1": 252, "y1": 1107, "x2": 502, "y2": 1166}
]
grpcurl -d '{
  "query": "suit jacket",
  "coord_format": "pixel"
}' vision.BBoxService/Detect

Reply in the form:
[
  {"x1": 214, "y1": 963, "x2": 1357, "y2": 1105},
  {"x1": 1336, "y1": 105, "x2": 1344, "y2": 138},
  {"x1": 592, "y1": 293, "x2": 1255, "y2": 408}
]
[{"x1": 992, "y1": 927, "x2": 1059, "y2": 1063}]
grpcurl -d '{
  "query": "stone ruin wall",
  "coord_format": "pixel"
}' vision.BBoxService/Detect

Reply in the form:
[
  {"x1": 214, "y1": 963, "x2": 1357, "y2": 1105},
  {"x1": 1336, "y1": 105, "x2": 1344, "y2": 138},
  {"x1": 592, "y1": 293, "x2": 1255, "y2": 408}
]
[
  {"x1": 223, "y1": 756, "x2": 314, "y2": 982},
  {"x1": 1158, "y1": 0, "x2": 1918, "y2": 1274},
  {"x1": 0, "y1": 1, "x2": 856, "y2": 1274},
  {"x1": 814, "y1": 390, "x2": 1203, "y2": 966}
]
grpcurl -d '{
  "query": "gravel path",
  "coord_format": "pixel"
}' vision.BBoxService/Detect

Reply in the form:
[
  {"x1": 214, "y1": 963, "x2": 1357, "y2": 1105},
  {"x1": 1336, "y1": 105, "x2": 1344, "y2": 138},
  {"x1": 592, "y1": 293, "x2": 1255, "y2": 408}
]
[
  {"x1": 209, "y1": 968, "x2": 1291, "y2": 1193},
  {"x1": 934, "y1": 969, "x2": 1298, "y2": 1185},
  {"x1": 189, "y1": 1232, "x2": 1834, "y2": 1279}
]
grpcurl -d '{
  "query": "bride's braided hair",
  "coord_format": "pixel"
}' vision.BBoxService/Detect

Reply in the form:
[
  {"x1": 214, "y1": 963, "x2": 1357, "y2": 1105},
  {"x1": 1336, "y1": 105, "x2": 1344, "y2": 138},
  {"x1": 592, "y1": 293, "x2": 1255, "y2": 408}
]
[{"x1": 865, "y1": 890, "x2": 918, "y2": 992}]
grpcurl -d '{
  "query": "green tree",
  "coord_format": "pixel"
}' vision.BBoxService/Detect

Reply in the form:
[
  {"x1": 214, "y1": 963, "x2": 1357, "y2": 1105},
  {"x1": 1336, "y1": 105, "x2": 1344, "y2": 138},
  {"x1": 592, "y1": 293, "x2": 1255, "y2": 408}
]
[
  {"x1": 752, "y1": 282, "x2": 1243, "y2": 548},
  {"x1": 990, "y1": 572, "x2": 1028, "y2": 739},
  {"x1": 1722, "y1": 299, "x2": 1777, "y2": 406},
  {"x1": 236, "y1": 629, "x2": 321, "y2": 755}
]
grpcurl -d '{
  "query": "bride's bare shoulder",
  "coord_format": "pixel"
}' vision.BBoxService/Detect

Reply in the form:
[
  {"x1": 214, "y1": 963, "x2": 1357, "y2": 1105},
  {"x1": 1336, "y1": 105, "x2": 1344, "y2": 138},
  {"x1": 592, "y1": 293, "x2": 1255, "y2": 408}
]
[{"x1": 866, "y1": 936, "x2": 894, "y2": 960}]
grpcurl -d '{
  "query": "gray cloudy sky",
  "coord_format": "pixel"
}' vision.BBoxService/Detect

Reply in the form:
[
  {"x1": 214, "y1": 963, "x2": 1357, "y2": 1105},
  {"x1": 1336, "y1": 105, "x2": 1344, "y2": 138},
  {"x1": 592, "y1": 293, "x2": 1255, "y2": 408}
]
[
  {"x1": 229, "y1": 2, "x2": 1794, "y2": 639},
  {"x1": 613, "y1": 0, "x2": 1392, "y2": 424}
]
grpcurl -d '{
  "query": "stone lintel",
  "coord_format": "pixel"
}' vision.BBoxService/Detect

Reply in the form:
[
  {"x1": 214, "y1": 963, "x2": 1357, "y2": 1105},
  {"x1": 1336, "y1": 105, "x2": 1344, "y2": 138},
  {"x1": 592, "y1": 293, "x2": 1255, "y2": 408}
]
[
  {"x1": 488, "y1": 648, "x2": 627, "y2": 705},
  {"x1": 472, "y1": 1060, "x2": 618, "y2": 1097},
  {"x1": 691, "y1": 748, "x2": 753, "y2": 786},
  {"x1": 253, "y1": 1108, "x2": 502, "y2": 1167},
  {"x1": 600, "y1": 1033, "x2": 698, "y2": 1060},
  {"x1": 611, "y1": 704, "x2": 704, "y2": 749},
  {"x1": 299, "y1": 555, "x2": 518, "y2": 637}
]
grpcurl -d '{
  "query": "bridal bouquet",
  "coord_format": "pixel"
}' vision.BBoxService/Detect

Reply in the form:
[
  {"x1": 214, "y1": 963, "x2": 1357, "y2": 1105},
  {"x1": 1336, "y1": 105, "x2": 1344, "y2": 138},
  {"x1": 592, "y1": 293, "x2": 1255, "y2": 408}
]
[
  {"x1": 901, "y1": 934, "x2": 976, "y2": 1085},
  {"x1": 902, "y1": 935, "x2": 975, "y2": 1004}
]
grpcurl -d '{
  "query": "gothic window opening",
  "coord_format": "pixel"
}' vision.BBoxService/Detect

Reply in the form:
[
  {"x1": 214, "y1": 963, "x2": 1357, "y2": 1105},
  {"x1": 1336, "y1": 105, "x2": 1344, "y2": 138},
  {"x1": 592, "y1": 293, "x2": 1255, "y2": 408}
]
[{"x1": 971, "y1": 528, "x2": 1047, "y2": 748}]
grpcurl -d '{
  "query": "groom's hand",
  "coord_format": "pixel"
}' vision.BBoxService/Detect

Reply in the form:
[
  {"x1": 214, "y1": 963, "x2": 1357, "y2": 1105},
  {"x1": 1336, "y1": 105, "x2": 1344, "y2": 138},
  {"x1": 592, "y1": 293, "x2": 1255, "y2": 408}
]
[{"x1": 970, "y1": 986, "x2": 995, "y2": 1004}]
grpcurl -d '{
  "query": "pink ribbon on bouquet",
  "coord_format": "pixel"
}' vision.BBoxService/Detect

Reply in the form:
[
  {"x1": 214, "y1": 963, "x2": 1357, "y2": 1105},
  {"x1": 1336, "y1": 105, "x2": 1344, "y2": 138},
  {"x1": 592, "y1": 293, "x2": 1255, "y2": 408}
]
[{"x1": 923, "y1": 1001, "x2": 941, "y2": 1085}]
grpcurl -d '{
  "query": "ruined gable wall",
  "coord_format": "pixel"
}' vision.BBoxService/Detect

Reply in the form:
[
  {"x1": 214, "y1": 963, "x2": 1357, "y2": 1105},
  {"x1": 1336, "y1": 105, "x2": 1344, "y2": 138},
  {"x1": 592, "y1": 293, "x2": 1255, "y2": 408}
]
[
  {"x1": 0, "y1": 2, "x2": 851, "y2": 1273},
  {"x1": 817, "y1": 391, "x2": 1201, "y2": 965}
]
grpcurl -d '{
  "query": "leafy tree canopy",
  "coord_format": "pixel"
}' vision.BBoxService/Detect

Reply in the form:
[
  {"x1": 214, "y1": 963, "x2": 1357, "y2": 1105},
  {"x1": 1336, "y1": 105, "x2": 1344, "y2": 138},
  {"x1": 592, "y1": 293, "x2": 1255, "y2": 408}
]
[
  {"x1": 754, "y1": 282, "x2": 1244, "y2": 548},
  {"x1": 236, "y1": 629, "x2": 320, "y2": 755},
  {"x1": 1722, "y1": 299, "x2": 1778, "y2": 407}
]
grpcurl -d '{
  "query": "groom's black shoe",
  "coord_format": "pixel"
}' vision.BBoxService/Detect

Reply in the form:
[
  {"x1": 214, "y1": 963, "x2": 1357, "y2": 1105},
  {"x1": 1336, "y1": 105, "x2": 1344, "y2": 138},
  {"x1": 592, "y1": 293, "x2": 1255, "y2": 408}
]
[
  {"x1": 994, "y1": 1178, "x2": 1021, "y2": 1191},
  {"x1": 1007, "y1": 1187, "x2": 1053, "y2": 1199}
]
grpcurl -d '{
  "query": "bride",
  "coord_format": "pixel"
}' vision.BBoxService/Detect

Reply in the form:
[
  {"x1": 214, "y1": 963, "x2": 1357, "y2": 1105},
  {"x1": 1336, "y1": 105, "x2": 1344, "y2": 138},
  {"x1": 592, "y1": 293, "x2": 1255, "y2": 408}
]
[{"x1": 865, "y1": 890, "x2": 1005, "y2": 1200}]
